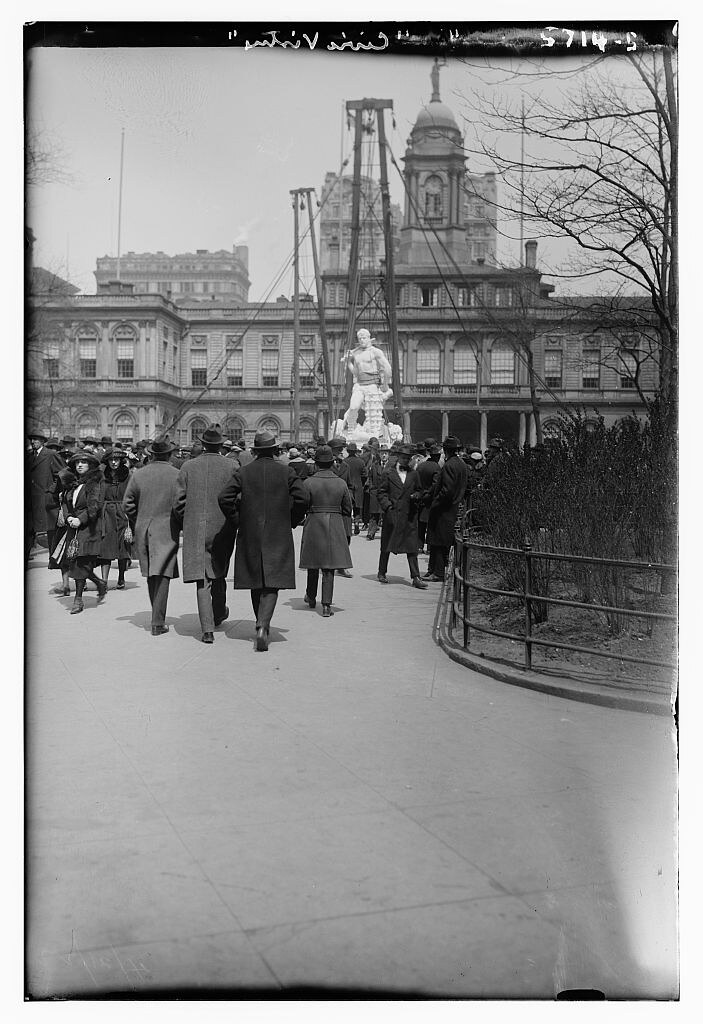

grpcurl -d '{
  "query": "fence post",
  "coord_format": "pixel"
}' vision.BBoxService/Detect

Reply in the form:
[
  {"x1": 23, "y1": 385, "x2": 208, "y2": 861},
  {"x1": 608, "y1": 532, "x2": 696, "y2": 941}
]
[
  {"x1": 523, "y1": 540, "x2": 533, "y2": 670},
  {"x1": 463, "y1": 537, "x2": 470, "y2": 649},
  {"x1": 451, "y1": 535, "x2": 458, "y2": 630}
]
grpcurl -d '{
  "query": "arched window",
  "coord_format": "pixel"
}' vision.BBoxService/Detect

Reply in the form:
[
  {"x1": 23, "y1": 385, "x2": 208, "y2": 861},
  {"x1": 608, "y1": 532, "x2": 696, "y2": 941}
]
[
  {"x1": 423, "y1": 174, "x2": 444, "y2": 220},
  {"x1": 299, "y1": 418, "x2": 316, "y2": 444},
  {"x1": 416, "y1": 339, "x2": 441, "y2": 385},
  {"x1": 223, "y1": 416, "x2": 246, "y2": 443},
  {"x1": 113, "y1": 412, "x2": 136, "y2": 444},
  {"x1": 75, "y1": 410, "x2": 99, "y2": 437},
  {"x1": 453, "y1": 338, "x2": 478, "y2": 385},
  {"x1": 490, "y1": 342, "x2": 515, "y2": 386},
  {"x1": 258, "y1": 417, "x2": 281, "y2": 435},
  {"x1": 189, "y1": 417, "x2": 208, "y2": 444}
]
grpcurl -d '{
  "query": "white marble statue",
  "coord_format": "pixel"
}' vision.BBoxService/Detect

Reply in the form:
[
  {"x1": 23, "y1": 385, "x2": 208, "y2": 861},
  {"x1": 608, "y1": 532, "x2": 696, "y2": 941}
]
[{"x1": 340, "y1": 329, "x2": 394, "y2": 440}]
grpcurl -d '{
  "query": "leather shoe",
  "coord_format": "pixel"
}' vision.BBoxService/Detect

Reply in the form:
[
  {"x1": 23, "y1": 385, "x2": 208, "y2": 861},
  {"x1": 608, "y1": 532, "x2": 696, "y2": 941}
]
[
  {"x1": 322, "y1": 604, "x2": 334, "y2": 617},
  {"x1": 425, "y1": 574, "x2": 443, "y2": 582},
  {"x1": 336, "y1": 569, "x2": 353, "y2": 578},
  {"x1": 70, "y1": 600, "x2": 83, "y2": 615},
  {"x1": 201, "y1": 632, "x2": 214, "y2": 644},
  {"x1": 377, "y1": 573, "x2": 389, "y2": 584},
  {"x1": 151, "y1": 625, "x2": 169, "y2": 636},
  {"x1": 255, "y1": 626, "x2": 269, "y2": 652},
  {"x1": 116, "y1": 579, "x2": 125, "y2": 590},
  {"x1": 303, "y1": 594, "x2": 316, "y2": 609},
  {"x1": 96, "y1": 581, "x2": 107, "y2": 602},
  {"x1": 422, "y1": 572, "x2": 433, "y2": 579},
  {"x1": 412, "y1": 577, "x2": 428, "y2": 589},
  {"x1": 214, "y1": 606, "x2": 229, "y2": 627}
]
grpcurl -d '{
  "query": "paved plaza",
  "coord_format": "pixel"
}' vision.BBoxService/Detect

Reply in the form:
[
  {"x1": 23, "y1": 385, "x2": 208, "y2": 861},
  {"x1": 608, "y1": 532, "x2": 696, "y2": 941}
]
[{"x1": 25, "y1": 532, "x2": 678, "y2": 999}]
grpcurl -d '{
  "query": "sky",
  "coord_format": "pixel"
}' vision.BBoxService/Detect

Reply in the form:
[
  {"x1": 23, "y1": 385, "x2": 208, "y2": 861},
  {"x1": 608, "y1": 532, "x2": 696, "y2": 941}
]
[{"x1": 26, "y1": 42, "x2": 595, "y2": 301}]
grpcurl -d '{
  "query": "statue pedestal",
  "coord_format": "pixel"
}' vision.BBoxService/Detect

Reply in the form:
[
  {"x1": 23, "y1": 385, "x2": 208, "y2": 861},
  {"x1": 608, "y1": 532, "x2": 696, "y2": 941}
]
[{"x1": 332, "y1": 420, "x2": 403, "y2": 447}]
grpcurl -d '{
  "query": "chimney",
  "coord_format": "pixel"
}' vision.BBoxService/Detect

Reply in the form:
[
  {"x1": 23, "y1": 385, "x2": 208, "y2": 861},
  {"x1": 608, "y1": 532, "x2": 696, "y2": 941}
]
[{"x1": 525, "y1": 240, "x2": 537, "y2": 269}]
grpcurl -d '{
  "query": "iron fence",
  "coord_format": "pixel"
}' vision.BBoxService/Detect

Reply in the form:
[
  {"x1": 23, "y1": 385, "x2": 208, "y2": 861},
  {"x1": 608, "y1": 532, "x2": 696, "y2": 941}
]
[{"x1": 451, "y1": 530, "x2": 677, "y2": 675}]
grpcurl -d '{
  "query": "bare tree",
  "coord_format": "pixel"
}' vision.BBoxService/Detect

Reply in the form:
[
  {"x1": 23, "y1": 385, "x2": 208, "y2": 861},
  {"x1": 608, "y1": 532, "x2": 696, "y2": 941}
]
[{"x1": 457, "y1": 48, "x2": 678, "y2": 430}]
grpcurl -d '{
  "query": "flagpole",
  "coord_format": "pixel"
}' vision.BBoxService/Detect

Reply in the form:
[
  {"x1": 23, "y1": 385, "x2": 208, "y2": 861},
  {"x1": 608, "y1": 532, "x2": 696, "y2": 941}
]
[{"x1": 116, "y1": 129, "x2": 125, "y2": 281}]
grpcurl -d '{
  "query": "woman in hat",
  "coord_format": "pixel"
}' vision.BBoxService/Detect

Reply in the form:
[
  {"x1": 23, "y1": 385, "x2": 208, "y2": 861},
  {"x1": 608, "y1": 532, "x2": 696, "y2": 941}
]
[
  {"x1": 98, "y1": 448, "x2": 133, "y2": 591},
  {"x1": 46, "y1": 466, "x2": 78, "y2": 595},
  {"x1": 299, "y1": 445, "x2": 353, "y2": 617},
  {"x1": 64, "y1": 450, "x2": 108, "y2": 613}
]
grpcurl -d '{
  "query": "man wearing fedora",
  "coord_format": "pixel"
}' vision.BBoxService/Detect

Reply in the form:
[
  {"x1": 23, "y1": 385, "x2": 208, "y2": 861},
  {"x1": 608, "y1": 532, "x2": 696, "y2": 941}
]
[
  {"x1": 416, "y1": 442, "x2": 442, "y2": 558},
  {"x1": 173, "y1": 428, "x2": 238, "y2": 643},
  {"x1": 218, "y1": 430, "x2": 307, "y2": 652},
  {"x1": 425, "y1": 435, "x2": 469, "y2": 583},
  {"x1": 299, "y1": 445, "x2": 353, "y2": 617},
  {"x1": 123, "y1": 436, "x2": 182, "y2": 636},
  {"x1": 376, "y1": 443, "x2": 428, "y2": 589},
  {"x1": 26, "y1": 428, "x2": 63, "y2": 555},
  {"x1": 343, "y1": 441, "x2": 366, "y2": 535}
]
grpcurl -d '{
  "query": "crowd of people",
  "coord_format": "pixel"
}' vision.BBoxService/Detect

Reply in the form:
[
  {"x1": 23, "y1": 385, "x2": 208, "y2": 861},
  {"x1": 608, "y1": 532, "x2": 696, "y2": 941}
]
[{"x1": 26, "y1": 425, "x2": 507, "y2": 651}]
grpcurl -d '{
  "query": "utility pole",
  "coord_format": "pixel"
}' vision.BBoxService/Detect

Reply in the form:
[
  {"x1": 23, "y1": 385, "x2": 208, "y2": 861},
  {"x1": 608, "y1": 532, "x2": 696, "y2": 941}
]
[
  {"x1": 344, "y1": 98, "x2": 404, "y2": 429},
  {"x1": 116, "y1": 128, "x2": 125, "y2": 282},
  {"x1": 290, "y1": 188, "x2": 304, "y2": 440},
  {"x1": 303, "y1": 187, "x2": 335, "y2": 437}
]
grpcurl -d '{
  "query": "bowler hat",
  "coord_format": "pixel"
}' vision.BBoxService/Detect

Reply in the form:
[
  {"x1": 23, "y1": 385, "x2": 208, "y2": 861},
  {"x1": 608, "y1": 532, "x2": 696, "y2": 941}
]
[
  {"x1": 345, "y1": 442, "x2": 358, "y2": 453},
  {"x1": 314, "y1": 445, "x2": 334, "y2": 466},
  {"x1": 28, "y1": 429, "x2": 47, "y2": 441},
  {"x1": 46, "y1": 438, "x2": 61, "y2": 450},
  {"x1": 428, "y1": 444, "x2": 443, "y2": 456},
  {"x1": 201, "y1": 427, "x2": 223, "y2": 447},
  {"x1": 328, "y1": 437, "x2": 346, "y2": 450},
  {"x1": 61, "y1": 435, "x2": 76, "y2": 447},
  {"x1": 397, "y1": 443, "x2": 415, "y2": 456},
  {"x1": 100, "y1": 435, "x2": 112, "y2": 446},
  {"x1": 81, "y1": 436, "x2": 98, "y2": 445},
  {"x1": 252, "y1": 430, "x2": 277, "y2": 450},
  {"x1": 147, "y1": 435, "x2": 178, "y2": 456},
  {"x1": 67, "y1": 449, "x2": 101, "y2": 467},
  {"x1": 442, "y1": 435, "x2": 461, "y2": 450}
]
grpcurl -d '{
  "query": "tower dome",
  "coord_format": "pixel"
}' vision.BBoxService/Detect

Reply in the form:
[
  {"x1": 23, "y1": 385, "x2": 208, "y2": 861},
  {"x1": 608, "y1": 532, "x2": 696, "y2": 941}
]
[{"x1": 410, "y1": 59, "x2": 461, "y2": 140}]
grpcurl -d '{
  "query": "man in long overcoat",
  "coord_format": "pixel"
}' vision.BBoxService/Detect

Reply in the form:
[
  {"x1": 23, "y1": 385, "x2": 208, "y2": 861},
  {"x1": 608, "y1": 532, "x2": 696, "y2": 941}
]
[
  {"x1": 343, "y1": 442, "x2": 366, "y2": 535},
  {"x1": 376, "y1": 443, "x2": 428, "y2": 589},
  {"x1": 27, "y1": 429, "x2": 63, "y2": 552},
  {"x1": 123, "y1": 436, "x2": 181, "y2": 635},
  {"x1": 299, "y1": 445, "x2": 353, "y2": 617},
  {"x1": 417, "y1": 442, "x2": 442, "y2": 567},
  {"x1": 218, "y1": 430, "x2": 307, "y2": 651},
  {"x1": 426, "y1": 435, "x2": 469, "y2": 582},
  {"x1": 173, "y1": 427, "x2": 237, "y2": 644}
]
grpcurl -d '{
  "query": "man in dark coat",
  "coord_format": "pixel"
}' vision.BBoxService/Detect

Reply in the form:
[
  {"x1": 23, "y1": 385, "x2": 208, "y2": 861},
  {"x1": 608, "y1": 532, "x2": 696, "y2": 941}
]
[
  {"x1": 343, "y1": 442, "x2": 366, "y2": 535},
  {"x1": 218, "y1": 430, "x2": 307, "y2": 652},
  {"x1": 426, "y1": 435, "x2": 469, "y2": 582},
  {"x1": 123, "y1": 436, "x2": 181, "y2": 636},
  {"x1": 376, "y1": 443, "x2": 428, "y2": 589},
  {"x1": 299, "y1": 445, "x2": 353, "y2": 617},
  {"x1": 173, "y1": 428, "x2": 238, "y2": 644},
  {"x1": 27, "y1": 429, "x2": 63, "y2": 552},
  {"x1": 417, "y1": 442, "x2": 442, "y2": 561},
  {"x1": 328, "y1": 436, "x2": 353, "y2": 576}
]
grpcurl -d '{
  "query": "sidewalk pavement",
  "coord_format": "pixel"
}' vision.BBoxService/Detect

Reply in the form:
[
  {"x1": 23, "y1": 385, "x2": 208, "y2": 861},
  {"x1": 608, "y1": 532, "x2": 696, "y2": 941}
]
[{"x1": 25, "y1": 531, "x2": 678, "y2": 999}]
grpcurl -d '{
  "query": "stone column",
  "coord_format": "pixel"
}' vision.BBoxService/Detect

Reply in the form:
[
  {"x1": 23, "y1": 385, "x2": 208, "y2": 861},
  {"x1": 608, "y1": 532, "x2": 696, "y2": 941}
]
[
  {"x1": 441, "y1": 411, "x2": 449, "y2": 438},
  {"x1": 101, "y1": 406, "x2": 109, "y2": 435},
  {"x1": 99, "y1": 322, "x2": 110, "y2": 379},
  {"x1": 480, "y1": 411, "x2": 488, "y2": 451},
  {"x1": 528, "y1": 413, "x2": 537, "y2": 447},
  {"x1": 403, "y1": 410, "x2": 411, "y2": 439},
  {"x1": 147, "y1": 406, "x2": 156, "y2": 438},
  {"x1": 138, "y1": 406, "x2": 146, "y2": 438},
  {"x1": 519, "y1": 411, "x2": 527, "y2": 449}
]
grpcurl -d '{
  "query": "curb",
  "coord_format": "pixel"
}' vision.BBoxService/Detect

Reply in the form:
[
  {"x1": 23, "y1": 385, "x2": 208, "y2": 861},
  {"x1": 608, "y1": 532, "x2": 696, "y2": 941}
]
[{"x1": 432, "y1": 570, "x2": 673, "y2": 717}]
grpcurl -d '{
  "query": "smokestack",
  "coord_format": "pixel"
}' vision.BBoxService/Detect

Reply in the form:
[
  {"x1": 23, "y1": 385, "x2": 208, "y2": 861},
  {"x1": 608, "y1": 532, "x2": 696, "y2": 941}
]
[{"x1": 525, "y1": 240, "x2": 537, "y2": 269}]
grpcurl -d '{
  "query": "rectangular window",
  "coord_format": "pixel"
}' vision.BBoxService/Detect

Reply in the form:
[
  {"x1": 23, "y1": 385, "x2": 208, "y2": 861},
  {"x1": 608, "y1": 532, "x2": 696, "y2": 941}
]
[
  {"x1": 116, "y1": 340, "x2": 134, "y2": 379},
  {"x1": 420, "y1": 286, "x2": 439, "y2": 307},
  {"x1": 416, "y1": 347, "x2": 440, "y2": 385},
  {"x1": 44, "y1": 342, "x2": 60, "y2": 379},
  {"x1": 620, "y1": 350, "x2": 638, "y2": 389},
  {"x1": 582, "y1": 350, "x2": 600, "y2": 389},
  {"x1": 190, "y1": 349, "x2": 207, "y2": 387},
  {"x1": 226, "y1": 349, "x2": 243, "y2": 387},
  {"x1": 494, "y1": 287, "x2": 513, "y2": 308},
  {"x1": 261, "y1": 349, "x2": 279, "y2": 387},
  {"x1": 490, "y1": 347, "x2": 515, "y2": 385},
  {"x1": 544, "y1": 351, "x2": 563, "y2": 389},
  {"x1": 473, "y1": 242, "x2": 487, "y2": 261},
  {"x1": 299, "y1": 352, "x2": 316, "y2": 388},
  {"x1": 79, "y1": 340, "x2": 97, "y2": 378},
  {"x1": 453, "y1": 346, "x2": 478, "y2": 385}
]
